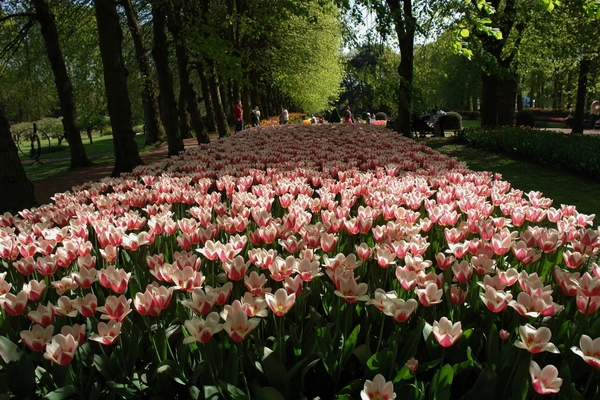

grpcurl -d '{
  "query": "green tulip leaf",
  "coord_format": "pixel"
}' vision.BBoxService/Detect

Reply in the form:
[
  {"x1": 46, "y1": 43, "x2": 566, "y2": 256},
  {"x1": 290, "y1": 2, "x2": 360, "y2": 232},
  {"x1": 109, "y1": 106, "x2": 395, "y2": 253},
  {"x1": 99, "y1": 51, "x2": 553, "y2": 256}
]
[
  {"x1": 0, "y1": 336, "x2": 21, "y2": 363},
  {"x1": 45, "y1": 385, "x2": 78, "y2": 400}
]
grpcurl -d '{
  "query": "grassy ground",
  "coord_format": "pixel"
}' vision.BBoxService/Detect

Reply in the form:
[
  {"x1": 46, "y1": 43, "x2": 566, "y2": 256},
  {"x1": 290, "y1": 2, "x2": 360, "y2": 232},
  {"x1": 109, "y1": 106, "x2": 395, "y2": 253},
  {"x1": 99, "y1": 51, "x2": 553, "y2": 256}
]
[
  {"x1": 423, "y1": 136, "x2": 600, "y2": 216},
  {"x1": 460, "y1": 119, "x2": 564, "y2": 129},
  {"x1": 21, "y1": 133, "x2": 153, "y2": 182}
]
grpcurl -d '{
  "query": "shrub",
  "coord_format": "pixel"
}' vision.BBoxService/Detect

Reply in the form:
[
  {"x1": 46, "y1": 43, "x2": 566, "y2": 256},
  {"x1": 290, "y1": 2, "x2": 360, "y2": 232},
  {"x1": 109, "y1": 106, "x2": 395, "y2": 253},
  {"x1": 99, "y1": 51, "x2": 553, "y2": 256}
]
[
  {"x1": 445, "y1": 111, "x2": 462, "y2": 130},
  {"x1": 328, "y1": 108, "x2": 341, "y2": 123},
  {"x1": 515, "y1": 111, "x2": 535, "y2": 127},
  {"x1": 375, "y1": 112, "x2": 387, "y2": 121},
  {"x1": 454, "y1": 126, "x2": 600, "y2": 178},
  {"x1": 36, "y1": 117, "x2": 66, "y2": 139},
  {"x1": 457, "y1": 110, "x2": 480, "y2": 120}
]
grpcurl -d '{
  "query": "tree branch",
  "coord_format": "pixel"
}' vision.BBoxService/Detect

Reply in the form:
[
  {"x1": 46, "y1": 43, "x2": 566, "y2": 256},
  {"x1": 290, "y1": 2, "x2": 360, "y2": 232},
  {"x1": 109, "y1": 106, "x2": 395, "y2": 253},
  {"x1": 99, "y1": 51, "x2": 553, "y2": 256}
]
[{"x1": 0, "y1": 12, "x2": 36, "y2": 24}]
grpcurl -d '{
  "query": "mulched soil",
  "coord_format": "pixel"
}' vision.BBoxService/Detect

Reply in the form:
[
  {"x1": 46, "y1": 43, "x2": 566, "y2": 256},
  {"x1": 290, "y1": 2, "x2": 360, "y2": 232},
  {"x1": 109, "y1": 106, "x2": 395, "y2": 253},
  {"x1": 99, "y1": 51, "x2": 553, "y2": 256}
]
[{"x1": 32, "y1": 134, "x2": 219, "y2": 206}]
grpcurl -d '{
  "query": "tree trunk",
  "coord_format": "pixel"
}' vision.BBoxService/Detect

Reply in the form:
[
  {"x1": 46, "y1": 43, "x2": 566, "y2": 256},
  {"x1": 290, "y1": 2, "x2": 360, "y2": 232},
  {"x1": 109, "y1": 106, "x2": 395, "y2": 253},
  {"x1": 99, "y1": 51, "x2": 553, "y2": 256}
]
[
  {"x1": 122, "y1": 0, "x2": 165, "y2": 145},
  {"x1": 93, "y1": 0, "x2": 143, "y2": 177},
  {"x1": 387, "y1": 0, "x2": 415, "y2": 137},
  {"x1": 207, "y1": 61, "x2": 230, "y2": 138},
  {"x1": 572, "y1": 57, "x2": 590, "y2": 134},
  {"x1": 32, "y1": 0, "x2": 92, "y2": 169},
  {"x1": 178, "y1": 87, "x2": 192, "y2": 140},
  {"x1": 196, "y1": 61, "x2": 215, "y2": 133},
  {"x1": 175, "y1": 41, "x2": 210, "y2": 144},
  {"x1": 480, "y1": 73, "x2": 499, "y2": 127},
  {"x1": 497, "y1": 76, "x2": 517, "y2": 126},
  {"x1": 0, "y1": 101, "x2": 36, "y2": 212},
  {"x1": 151, "y1": 3, "x2": 182, "y2": 155}
]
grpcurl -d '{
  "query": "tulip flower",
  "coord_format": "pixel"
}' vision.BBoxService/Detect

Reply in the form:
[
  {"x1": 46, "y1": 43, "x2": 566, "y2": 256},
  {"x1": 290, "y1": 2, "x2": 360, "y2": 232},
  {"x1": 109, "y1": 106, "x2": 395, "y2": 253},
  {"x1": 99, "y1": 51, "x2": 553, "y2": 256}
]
[
  {"x1": 2, "y1": 290, "x2": 28, "y2": 316},
  {"x1": 367, "y1": 288, "x2": 396, "y2": 311},
  {"x1": 514, "y1": 324, "x2": 559, "y2": 354},
  {"x1": 529, "y1": 361, "x2": 562, "y2": 395},
  {"x1": 181, "y1": 287, "x2": 218, "y2": 315},
  {"x1": 360, "y1": 374, "x2": 396, "y2": 400},
  {"x1": 222, "y1": 255, "x2": 250, "y2": 281},
  {"x1": 54, "y1": 296, "x2": 79, "y2": 318},
  {"x1": 265, "y1": 288, "x2": 296, "y2": 317},
  {"x1": 499, "y1": 330, "x2": 510, "y2": 340},
  {"x1": 244, "y1": 271, "x2": 271, "y2": 296},
  {"x1": 334, "y1": 275, "x2": 369, "y2": 303},
  {"x1": 479, "y1": 286, "x2": 512, "y2": 313},
  {"x1": 383, "y1": 298, "x2": 418, "y2": 323},
  {"x1": 241, "y1": 292, "x2": 269, "y2": 318},
  {"x1": 416, "y1": 282, "x2": 443, "y2": 307},
  {"x1": 61, "y1": 324, "x2": 86, "y2": 345},
  {"x1": 183, "y1": 312, "x2": 224, "y2": 344},
  {"x1": 223, "y1": 308, "x2": 260, "y2": 343},
  {"x1": 21, "y1": 279, "x2": 45, "y2": 301},
  {"x1": 43, "y1": 334, "x2": 79, "y2": 366},
  {"x1": 432, "y1": 317, "x2": 463, "y2": 348},
  {"x1": 97, "y1": 295, "x2": 132, "y2": 322},
  {"x1": 406, "y1": 357, "x2": 418, "y2": 372},
  {"x1": 571, "y1": 335, "x2": 600, "y2": 368},
  {"x1": 89, "y1": 320, "x2": 123, "y2": 345},
  {"x1": 28, "y1": 302, "x2": 56, "y2": 326},
  {"x1": 20, "y1": 324, "x2": 54, "y2": 352},
  {"x1": 97, "y1": 265, "x2": 131, "y2": 294},
  {"x1": 75, "y1": 293, "x2": 98, "y2": 318}
]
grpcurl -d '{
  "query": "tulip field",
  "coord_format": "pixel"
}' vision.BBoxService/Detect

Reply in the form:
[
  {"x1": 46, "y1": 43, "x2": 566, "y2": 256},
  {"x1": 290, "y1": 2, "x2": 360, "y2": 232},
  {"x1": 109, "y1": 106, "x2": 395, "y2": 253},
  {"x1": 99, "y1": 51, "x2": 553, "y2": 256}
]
[{"x1": 1, "y1": 123, "x2": 600, "y2": 399}]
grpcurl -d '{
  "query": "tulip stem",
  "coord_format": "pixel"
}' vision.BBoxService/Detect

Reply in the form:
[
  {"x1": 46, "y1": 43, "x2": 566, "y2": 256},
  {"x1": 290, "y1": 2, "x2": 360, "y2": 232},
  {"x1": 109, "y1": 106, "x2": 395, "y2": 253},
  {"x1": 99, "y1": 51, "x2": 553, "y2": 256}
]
[
  {"x1": 582, "y1": 369, "x2": 594, "y2": 398},
  {"x1": 205, "y1": 342, "x2": 226, "y2": 398}
]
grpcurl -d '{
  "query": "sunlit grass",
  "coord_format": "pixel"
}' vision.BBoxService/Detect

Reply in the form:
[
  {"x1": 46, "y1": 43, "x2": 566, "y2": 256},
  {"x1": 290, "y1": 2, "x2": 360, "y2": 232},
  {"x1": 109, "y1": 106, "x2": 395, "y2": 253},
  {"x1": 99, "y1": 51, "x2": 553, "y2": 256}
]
[{"x1": 423, "y1": 136, "x2": 600, "y2": 216}]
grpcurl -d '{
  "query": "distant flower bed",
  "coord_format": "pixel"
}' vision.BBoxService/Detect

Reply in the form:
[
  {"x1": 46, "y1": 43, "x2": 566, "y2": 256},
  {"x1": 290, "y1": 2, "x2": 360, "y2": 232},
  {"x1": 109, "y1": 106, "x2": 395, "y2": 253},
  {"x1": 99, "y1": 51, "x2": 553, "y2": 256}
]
[
  {"x1": 0, "y1": 124, "x2": 598, "y2": 399},
  {"x1": 370, "y1": 119, "x2": 387, "y2": 126}
]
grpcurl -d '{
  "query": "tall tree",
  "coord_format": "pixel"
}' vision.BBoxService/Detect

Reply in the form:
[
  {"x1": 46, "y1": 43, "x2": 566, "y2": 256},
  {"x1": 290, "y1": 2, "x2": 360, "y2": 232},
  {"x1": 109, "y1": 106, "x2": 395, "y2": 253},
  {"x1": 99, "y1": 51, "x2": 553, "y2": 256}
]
[
  {"x1": 0, "y1": 100, "x2": 36, "y2": 212},
  {"x1": 151, "y1": 1, "x2": 183, "y2": 155},
  {"x1": 93, "y1": 0, "x2": 143, "y2": 176},
  {"x1": 121, "y1": 0, "x2": 166, "y2": 145},
  {"x1": 32, "y1": 0, "x2": 92, "y2": 168},
  {"x1": 165, "y1": 1, "x2": 210, "y2": 144}
]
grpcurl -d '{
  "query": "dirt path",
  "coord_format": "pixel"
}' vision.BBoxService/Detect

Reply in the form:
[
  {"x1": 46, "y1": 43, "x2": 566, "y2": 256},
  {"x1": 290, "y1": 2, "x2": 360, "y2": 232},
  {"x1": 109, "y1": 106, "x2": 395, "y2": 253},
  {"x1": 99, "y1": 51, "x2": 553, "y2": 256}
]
[{"x1": 33, "y1": 135, "x2": 219, "y2": 206}]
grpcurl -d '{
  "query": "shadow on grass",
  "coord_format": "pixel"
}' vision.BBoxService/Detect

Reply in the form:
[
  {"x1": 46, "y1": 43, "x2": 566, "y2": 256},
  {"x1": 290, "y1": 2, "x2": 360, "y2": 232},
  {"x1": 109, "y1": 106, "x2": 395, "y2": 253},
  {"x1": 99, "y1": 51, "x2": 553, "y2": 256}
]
[{"x1": 421, "y1": 136, "x2": 600, "y2": 217}]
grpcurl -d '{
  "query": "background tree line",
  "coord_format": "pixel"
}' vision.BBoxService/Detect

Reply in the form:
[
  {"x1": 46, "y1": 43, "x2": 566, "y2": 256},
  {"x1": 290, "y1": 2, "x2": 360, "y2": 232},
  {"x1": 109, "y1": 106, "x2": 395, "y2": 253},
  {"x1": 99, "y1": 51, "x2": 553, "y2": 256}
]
[{"x1": 1, "y1": 0, "x2": 599, "y2": 212}]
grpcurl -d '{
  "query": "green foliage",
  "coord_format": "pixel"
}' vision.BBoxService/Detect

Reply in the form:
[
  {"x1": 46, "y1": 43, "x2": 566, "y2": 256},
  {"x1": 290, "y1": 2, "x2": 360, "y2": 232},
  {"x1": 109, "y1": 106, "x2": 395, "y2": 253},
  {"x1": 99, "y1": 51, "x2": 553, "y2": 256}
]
[
  {"x1": 35, "y1": 117, "x2": 65, "y2": 139},
  {"x1": 412, "y1": 34, "x2": 481, "y2": 112},
  {"x1": 455, "y1": 126, "x2": 600, "y2": 178},
  {"x1": 515, "y1": 111, "x2": 535, "y2": 127},
  {"x1": 375, "y1": 112, "x2": 387, "y2": 121},
  {"x1": 343, "y1": 43, "x2": 401, "y2": 116},
  {"x1": 271, "y1": 4, "x2": 344, "y2": 113}
]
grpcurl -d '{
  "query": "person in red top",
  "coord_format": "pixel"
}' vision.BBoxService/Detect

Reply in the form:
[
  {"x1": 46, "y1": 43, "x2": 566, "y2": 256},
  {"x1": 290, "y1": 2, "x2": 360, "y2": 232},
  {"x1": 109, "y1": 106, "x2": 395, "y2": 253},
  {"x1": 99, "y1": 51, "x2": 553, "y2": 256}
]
[{"x1": 234, "y1": 100, "x2": 243, "y2": 132}]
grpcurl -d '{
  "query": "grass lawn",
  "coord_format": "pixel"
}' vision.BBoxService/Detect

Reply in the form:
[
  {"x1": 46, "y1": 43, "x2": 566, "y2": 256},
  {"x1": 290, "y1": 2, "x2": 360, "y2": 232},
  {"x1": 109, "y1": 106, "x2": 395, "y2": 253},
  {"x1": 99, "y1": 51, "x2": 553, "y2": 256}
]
[
  {"x1": 21, "y1": 133, "x2": 155, "y2": 183},
  {"x1": 423, "y1": 136, "x2": 600, "y2": 217},
  {"x1": 460, "y1": 119, "x2": 564, "y2": 129}
]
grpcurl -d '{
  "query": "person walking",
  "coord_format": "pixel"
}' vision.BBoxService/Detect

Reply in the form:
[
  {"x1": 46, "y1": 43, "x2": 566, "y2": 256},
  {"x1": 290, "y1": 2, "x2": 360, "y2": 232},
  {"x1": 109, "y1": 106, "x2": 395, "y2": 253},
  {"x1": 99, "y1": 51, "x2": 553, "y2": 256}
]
[
  {"x1": 343, "y1": 105, "x2": 353, "y2": 124},
  {"x1": 589, "y1": 100, "x2": 600, "y2": 130},
  {"x1": 251, "y1": 105, "x2": 260, "y2": 127},
  {"x1": 234, "y1": 100, "x2": 244, "y2": 133},
  {"x1": 279, "y1": 105, "x2": 289, "y2": 125}
]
